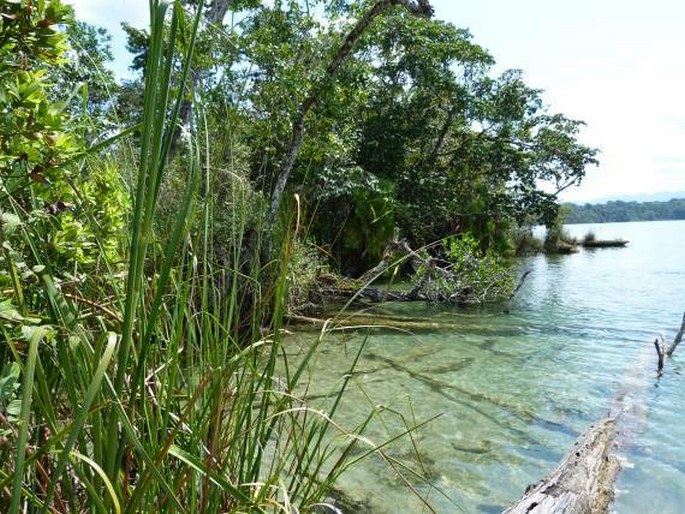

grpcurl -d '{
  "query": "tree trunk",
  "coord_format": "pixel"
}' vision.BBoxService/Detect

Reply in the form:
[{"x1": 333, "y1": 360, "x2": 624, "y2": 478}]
[
  {"x1": 265, "y1": 0, "x2": 434, "y2": 234},
  {"x1": 171, "y1": 1, "x2": 235, "y2": 159},
  {"x1": 206, "y1": 0, "x2": 233, "y2": 26}
]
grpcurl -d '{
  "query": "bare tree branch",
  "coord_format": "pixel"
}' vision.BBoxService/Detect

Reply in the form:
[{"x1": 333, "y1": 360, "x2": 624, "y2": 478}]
[{"x1": 666, "y1": 311, "x2": 685, "y2": 357}]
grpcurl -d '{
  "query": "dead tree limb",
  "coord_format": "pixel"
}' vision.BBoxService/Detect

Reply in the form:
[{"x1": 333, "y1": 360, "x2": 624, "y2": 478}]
[
  {"x1": 666, "y1": 311, "x2": 685, "y2": 357},
  {"x1": 654, "y1": 337, "x2": 665, "y2": 375},
  {"x1": 508, "y1": 270, "x2": 532, "y2": 301},
  {"x1": 357, "y1": 238, "x2": 405, "y2": 285},
  {"x1": 357, "y1": 237, "x2": 443, "y2": 280},
  {"x1": 653, "y1": 310, "x2": 685, "y2": 373},
  {"x1": 353, "y1": 237, "x2": 475, "y2": 304},
  {"x1": 503, "y1": 418, "x2": 620, "y2": 514},
  {"x1": 507, "y1": 310, "x2": 685, "y2": 513}
]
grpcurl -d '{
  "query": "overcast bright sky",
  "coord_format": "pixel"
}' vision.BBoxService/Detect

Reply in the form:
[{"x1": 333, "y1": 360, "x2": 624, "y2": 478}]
[{"x1": 67, "y1": 0, "x2": 685, "y2": 202}]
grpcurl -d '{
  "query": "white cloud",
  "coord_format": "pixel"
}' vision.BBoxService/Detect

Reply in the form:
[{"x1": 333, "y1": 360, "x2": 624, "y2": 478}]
[
  {"x1": 66, "y1": 0, "x2": 150, "y2": 78},
  {"x1": 66, "y1": 0, "x2": 148, "y2": 29},
  {"x1": 432, "y1": 0, "x2": 685, "y2": 202}
]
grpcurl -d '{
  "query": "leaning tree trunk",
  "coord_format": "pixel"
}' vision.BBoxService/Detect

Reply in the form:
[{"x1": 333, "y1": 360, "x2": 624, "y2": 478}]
[
  {"x1": 170, "y1": 0, "x2": 235, "y2": 158},
  {"x1": 264, "y1": 0, "x2": 434, "y2": 248}
]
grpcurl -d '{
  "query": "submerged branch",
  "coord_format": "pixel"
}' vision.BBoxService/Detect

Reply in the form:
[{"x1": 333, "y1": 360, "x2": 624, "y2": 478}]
[
  {"x1": 654, "y1": 337, "x2": 665, "y2": 375},
  {"x1": 666, "y1": 311, "x2": 685, "y2": 357},
  {"x1": 508, "y1": 270, "x2": 532, "y2": 301}
]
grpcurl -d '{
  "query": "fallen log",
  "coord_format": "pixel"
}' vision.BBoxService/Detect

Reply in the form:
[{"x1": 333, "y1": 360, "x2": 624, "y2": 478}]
[
  {"x1": 505, "y1": 310, "x2": 685, "y2": 513},
  {"x1": 357, "y1": 237, "x2": 447, "y2": 286},
  {"x1": 330, "y1": 237, "x2": 523, "y2": 306},
  {"x1": 503, "y1": 418, "x2": 619, "y2": 514}
]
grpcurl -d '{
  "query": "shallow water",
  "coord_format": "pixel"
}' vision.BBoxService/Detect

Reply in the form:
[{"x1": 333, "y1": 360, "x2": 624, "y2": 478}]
[{"x1": 285, "y1": 220, "x2": 685, "y2": 513}]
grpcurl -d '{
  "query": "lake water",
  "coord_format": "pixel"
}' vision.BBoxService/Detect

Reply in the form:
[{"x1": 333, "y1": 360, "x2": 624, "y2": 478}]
[{"x1": 285, "y1": 220, "x2": 685, "y2": 513}]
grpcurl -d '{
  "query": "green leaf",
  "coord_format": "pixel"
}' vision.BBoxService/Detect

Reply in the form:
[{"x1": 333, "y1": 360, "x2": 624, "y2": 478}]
[
  {"x1": 0, "y1": 362, "x2": 20, "y2": 403},
  {"x1": 0, "y1": 300, "x2": 40, "y2": 324},
  {"x1": 0, "y1": 212, "x2": 22, "y2": 235},
  {"x1": 21, "y1": 324, "x2": 51, "y2": 342},
  {"x1": 7, "y1": 399, "x2": 22, "y2": 418}
]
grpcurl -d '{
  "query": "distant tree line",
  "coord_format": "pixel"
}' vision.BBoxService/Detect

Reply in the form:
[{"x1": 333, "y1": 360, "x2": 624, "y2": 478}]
[{"x1": 564, "y1": 198, "x2": 685, "y2": 224}]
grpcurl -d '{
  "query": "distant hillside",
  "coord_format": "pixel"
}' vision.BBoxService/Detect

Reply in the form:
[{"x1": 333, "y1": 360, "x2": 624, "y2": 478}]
[
  {"x1": 586, "y1": 191, "x2": 685, "y2": 203},
  {"x1": 564, "y1": 198, "x2": 685, "y2": 224}
]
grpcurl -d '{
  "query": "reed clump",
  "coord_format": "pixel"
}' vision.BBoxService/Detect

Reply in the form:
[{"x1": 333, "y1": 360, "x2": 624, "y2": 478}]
[{"x1": 0, "y1": 2, "x2": 424, "y2": 512}]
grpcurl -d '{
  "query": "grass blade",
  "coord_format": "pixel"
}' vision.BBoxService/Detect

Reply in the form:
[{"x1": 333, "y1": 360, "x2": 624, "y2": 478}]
[
  {"x1": 9, "y1": 326, "x2": 48, "y2": 514},
  {"x1": 44, "y1": 332, "x2": 118, "y2": 507}
]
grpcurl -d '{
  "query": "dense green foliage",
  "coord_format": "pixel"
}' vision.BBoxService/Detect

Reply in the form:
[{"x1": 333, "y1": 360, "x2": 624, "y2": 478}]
[
  {"x1": 423, "y1": 234, "x2": 515, "y2": 303},
  {"x1": 0, "y1": 0, "x2": 600, "y2": 511},
  {"x1": 565, "y1": 198, "x2": 685, "y2": 224},
  {"x1": 0, "y1": 2, "x2": 405, "y2": 512},
  {"x1": 230, "y1": 3, "x2": 597, "y2": 270},
  {"x1": 115, "y1": 0, "x2": 597, "y2": 272}
]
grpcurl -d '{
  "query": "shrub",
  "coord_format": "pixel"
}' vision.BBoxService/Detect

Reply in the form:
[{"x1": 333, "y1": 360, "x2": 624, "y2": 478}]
[{"x1": 511, "y1": 226, "x2": 544, "y2": 256}]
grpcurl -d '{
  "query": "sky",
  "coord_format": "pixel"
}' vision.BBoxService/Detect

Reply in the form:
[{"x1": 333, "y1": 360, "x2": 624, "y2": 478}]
[{"x1": 66, "y1": 0, "x2": 685, "y2": 203}]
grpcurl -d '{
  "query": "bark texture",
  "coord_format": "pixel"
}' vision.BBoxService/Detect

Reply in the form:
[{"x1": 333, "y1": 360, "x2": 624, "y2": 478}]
[
  {"x1": 503, "y1": 418, "x2": 620, "y2": 514},
  {"x1": 507, "y1": 310, "x2": 685, "y2": 513},
  {"x1": 653, "y1": 310, "x2": 685, "y2": 373}
]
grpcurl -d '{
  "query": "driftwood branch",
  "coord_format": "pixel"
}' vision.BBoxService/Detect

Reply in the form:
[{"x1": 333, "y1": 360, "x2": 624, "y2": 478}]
[
  {"x1": 654, "y1": 337, "x2": 665, "y2": 375},
  {"x1": 504, "y1": 418, "x2": 620, "y2": 514},
  {"x1": 357, "y1": 238, "x2": 404, "y2": 285},
  {"x1": 508, "y1": 270, "x2": 531, "y2": 301},
  {"x1": 325, "y1": 236, "x2": 522, "y2": 306},
  {"x1": 653, "y1": 310, "x2": 685, "y2": 373},
  {"x1": 354, "y1": 237, "x2": 478, "y2": 304},
  {"x1": 357, "y1": 237, "x2": 436, "y2": 280},
  {"x1": 666, "y1": 311, "x2": 685, "y2": 357}
]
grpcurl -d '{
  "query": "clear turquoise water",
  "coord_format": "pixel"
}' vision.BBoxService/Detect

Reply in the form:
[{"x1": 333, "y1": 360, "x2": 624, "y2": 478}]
[{"x1": 285, "y1": 220, "x2": 685, "y2": 513}]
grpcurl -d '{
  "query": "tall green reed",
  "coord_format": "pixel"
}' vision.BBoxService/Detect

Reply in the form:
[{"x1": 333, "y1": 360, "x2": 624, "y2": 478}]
[{"x1": 1, "y1": 1, "x2": 426, "y2": 512}]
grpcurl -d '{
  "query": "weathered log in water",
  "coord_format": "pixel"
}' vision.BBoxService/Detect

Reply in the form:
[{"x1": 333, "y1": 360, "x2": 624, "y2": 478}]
[
  {"x1": 503, "y1": 418, "x2": 619, "y2": 514},
  {"x1": 506, "y1": 310, "x2": 685, "y2": 513},
  {"x1": 285, "y1": 312, "x2": 525, "y2": 335}
]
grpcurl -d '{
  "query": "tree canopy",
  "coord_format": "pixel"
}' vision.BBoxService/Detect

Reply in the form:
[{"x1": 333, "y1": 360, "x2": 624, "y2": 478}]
[
  {"x1": 52, "y1": 0, "x2": 599, "y2": 273},
  {"x1": 130, "y1": 0, "x2": 597, "y2": 272}
]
